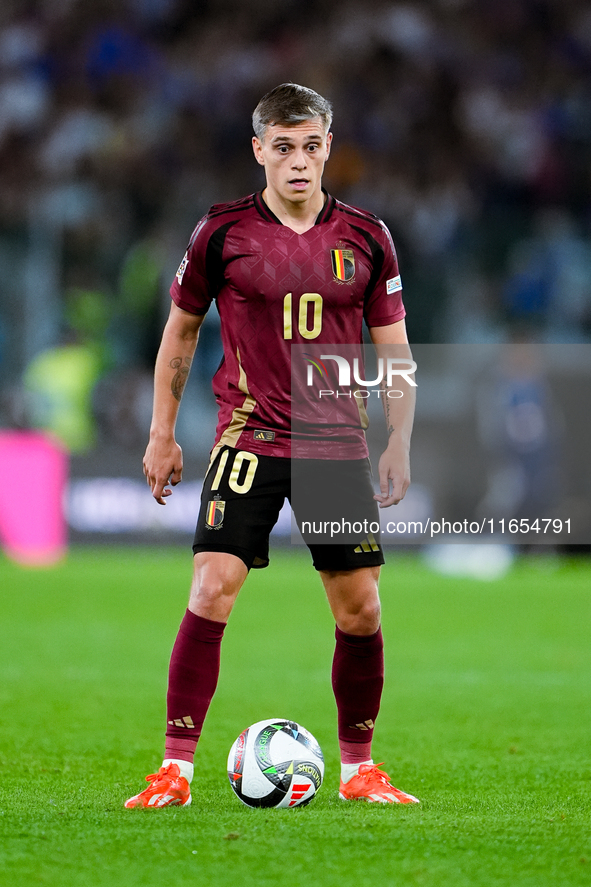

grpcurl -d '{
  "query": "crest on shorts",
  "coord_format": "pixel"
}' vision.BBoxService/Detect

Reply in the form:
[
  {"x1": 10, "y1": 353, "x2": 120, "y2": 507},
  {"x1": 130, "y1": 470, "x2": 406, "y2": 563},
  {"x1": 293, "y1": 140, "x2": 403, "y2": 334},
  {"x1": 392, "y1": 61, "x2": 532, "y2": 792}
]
[
  {"x1": 331, "y1": 248, "x2": 355, "y2": 282},
  {"x1": 205, "y1": 498, "x2": 225, "y2": 529}
]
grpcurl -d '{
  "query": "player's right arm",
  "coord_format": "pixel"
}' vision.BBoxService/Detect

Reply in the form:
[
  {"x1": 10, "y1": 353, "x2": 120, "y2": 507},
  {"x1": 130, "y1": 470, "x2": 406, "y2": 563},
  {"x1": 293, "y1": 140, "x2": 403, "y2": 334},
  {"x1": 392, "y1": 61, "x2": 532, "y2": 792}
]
[{"x1": 143, "y1": 302, "x2": 205, "y2": 504}]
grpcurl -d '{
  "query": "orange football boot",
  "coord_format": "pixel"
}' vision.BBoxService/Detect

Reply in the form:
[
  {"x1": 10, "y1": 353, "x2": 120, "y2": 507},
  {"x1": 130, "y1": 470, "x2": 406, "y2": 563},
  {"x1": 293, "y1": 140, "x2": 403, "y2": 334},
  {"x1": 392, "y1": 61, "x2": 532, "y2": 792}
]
[
  {"x1": 339, "y1": 763, "x2": 420, "y2": 804},
  {"x1": 124, "y1": 763, "x2": 192, "y2": 808}
]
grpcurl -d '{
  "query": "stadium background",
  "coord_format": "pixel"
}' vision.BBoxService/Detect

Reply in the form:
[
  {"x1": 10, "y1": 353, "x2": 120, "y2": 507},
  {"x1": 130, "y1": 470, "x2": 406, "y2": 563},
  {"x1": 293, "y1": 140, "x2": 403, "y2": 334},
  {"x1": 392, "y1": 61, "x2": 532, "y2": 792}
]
[
  {"x1": 1, "y1": 5, "x2": 591, "y2": 886},
  {"x1": 0, "y1": 0, "x2": 590, "y2": 547}
]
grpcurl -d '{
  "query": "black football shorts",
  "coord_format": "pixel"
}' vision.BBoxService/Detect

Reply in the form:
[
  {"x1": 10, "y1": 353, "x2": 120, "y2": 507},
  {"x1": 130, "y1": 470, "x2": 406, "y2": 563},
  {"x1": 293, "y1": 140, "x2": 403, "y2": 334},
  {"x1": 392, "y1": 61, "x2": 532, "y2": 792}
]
[{"x1": 193, "y1": 445, "x2": 385, "y2": 571}]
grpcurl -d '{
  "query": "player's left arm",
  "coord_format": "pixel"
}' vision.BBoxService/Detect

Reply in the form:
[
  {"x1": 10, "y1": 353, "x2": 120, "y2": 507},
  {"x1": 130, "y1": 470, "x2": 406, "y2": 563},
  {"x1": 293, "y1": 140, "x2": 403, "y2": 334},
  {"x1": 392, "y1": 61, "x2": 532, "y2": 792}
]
[{"x1": 369, "y1": 319, "x2": 416, "y2": 507}]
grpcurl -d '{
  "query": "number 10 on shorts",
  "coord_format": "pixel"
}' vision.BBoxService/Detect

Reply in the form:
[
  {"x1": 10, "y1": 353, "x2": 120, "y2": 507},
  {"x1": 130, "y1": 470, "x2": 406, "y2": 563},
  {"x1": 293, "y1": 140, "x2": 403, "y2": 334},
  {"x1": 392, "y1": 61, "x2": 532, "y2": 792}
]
[{"x1": 211, "y1": 449, "x2": 259, "y2": 494}]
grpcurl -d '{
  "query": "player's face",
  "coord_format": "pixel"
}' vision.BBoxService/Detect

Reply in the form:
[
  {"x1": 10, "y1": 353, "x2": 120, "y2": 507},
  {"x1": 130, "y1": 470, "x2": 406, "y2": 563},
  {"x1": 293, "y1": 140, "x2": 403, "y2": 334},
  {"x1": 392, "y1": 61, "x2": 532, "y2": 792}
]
[{"x1": 252, "y1": 117, "x2": 332, "y2": 206}]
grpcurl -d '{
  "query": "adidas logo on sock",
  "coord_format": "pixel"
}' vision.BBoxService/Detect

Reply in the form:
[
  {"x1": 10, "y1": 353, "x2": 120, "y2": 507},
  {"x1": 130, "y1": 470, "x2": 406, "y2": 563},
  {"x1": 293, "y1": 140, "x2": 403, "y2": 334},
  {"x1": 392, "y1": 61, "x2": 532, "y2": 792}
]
[
  {"x1": 349, "y1": 719, "x2": 375, "y2": 731},
  {"x1": 167, "y1": 715, "x2": 196, "y2": 729}
]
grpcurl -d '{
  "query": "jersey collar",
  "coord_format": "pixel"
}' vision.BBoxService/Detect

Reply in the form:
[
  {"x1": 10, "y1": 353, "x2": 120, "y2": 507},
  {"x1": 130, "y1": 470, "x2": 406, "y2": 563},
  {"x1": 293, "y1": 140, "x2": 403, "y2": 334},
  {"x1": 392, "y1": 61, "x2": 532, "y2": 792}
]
[{"x1": 254, "y1": 189, "x2": 336, "y2": 226}]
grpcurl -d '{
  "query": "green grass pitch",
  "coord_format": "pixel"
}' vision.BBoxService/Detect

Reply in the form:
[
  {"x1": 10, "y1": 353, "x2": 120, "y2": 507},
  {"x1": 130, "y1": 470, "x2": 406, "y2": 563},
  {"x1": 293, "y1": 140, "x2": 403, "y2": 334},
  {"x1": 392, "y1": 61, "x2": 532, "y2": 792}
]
[{"x1": 0, "y1": 547, "x2": 590, "y2": 887}]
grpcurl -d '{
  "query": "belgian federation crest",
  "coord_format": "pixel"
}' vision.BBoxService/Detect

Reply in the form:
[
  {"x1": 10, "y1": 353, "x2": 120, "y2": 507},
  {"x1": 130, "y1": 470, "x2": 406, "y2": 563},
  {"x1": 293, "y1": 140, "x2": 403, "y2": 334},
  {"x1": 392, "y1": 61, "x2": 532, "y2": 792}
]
[
  {"x1": 205, "y1": 498, "x2": 225, "y2": 529},
  {"x1": 331, "y1": 248, "x2": 355, "y2": 282}
]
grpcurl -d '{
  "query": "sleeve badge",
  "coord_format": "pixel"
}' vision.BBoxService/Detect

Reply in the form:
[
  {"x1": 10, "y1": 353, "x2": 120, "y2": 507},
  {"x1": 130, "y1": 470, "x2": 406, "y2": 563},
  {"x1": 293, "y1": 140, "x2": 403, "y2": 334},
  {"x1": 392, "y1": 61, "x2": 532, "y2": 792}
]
[
  {"x1": 176, "y1": 252, "x2": 189, "y2": 285},
  {"x1": 386, "y1": 275, "x2": 402, "y2": 294}
]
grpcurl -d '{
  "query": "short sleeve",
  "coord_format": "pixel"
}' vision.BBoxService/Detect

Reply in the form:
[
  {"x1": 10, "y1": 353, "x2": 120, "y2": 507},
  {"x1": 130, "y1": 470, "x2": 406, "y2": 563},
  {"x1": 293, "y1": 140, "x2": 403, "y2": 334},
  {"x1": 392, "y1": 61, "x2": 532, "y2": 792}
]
[
  {"x1": 363, "y1": 221, "x2": 406, "y2": 328},
  {"x1": 170, "y1": 216, "x2": 213, "y2": 315}
]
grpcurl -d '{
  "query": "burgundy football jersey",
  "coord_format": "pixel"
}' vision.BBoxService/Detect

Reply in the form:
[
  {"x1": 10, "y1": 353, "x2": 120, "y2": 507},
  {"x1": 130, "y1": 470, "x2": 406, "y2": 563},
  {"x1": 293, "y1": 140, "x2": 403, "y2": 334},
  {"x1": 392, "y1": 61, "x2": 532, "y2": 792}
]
[{"x1": 170, "y1": 191, "x2": 405, "y2": 458}]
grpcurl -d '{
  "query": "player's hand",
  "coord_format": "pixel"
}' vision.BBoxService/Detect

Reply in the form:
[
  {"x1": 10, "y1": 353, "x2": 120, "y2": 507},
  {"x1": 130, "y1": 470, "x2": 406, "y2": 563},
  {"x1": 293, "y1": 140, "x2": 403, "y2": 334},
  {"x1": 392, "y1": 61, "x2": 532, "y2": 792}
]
[
  {"x1": 143, "y1": 435, "x2": 183, "y2": 505},
  {"x1": 374, "y1": 440, "x2": 410, "y2": 508}
]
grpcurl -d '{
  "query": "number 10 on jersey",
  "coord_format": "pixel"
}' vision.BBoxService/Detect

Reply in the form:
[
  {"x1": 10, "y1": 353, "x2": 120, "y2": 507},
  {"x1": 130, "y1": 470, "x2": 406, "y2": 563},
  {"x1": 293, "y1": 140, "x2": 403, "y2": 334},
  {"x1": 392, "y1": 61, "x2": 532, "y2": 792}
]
[{"x1": 283, "y1": 293, "x2": 323, "y2": 340}]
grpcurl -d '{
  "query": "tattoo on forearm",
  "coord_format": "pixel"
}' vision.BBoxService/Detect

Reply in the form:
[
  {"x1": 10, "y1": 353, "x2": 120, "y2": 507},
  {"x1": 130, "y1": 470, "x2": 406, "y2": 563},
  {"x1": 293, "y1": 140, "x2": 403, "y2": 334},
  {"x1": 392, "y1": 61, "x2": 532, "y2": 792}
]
[
  {"x1": 381, "y1": 384, "x2": 391, "y2": 433},
  {"x1": 170, "y1": 356, "x2": 192, "y2": 401},
  {"x1": 381, "y1": 380, "x2": 396, "y2": 437}
]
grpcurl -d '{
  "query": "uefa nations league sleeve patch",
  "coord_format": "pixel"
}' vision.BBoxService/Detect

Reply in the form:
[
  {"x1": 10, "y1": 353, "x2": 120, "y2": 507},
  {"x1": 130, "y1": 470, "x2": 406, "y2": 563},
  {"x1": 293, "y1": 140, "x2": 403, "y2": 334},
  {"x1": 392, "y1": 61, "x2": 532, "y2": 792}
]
[
  {"x1": 386, "y1": 275, "x2": 402, "y2": 294},
  {"x1": 176, "y1": 252, "x2": 189, "y2": 285}
]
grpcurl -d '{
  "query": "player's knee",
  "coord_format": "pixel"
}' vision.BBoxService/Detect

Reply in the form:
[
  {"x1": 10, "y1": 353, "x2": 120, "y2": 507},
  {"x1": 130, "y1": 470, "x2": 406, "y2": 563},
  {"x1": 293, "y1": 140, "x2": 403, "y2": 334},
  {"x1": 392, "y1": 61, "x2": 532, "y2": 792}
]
[
  {"x1": 188, "y1": 576, "x2": 238, "y2": 621},
  {"x1": 188, "y1": 554, "x2": 246, "y2": 621},
  {"x1": 337, "y1": 599, "x2": 381, "y2": 636}
]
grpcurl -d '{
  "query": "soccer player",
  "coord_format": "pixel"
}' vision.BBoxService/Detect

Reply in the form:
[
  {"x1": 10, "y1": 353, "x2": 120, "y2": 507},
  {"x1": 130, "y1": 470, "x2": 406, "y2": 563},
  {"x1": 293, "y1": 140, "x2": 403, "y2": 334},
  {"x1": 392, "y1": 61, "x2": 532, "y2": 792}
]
[{"x1": 125, "y1": 83, "x2": 419, "y2": 808}]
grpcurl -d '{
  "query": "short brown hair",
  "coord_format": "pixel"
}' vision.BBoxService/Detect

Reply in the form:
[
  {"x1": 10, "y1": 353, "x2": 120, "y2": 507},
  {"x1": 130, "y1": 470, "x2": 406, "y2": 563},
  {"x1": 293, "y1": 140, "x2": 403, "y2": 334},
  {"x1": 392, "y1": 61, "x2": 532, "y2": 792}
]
[{"x1": 252, "y1": 83, "x2": 333, "y2": 140}]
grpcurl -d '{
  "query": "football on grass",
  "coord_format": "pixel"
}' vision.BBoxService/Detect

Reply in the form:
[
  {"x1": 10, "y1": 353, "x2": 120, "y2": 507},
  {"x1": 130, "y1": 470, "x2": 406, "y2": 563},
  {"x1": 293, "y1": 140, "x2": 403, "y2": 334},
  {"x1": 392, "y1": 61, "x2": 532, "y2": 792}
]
[{"x1": 227, "y1": 718, "x2": 324, "y2": 808}]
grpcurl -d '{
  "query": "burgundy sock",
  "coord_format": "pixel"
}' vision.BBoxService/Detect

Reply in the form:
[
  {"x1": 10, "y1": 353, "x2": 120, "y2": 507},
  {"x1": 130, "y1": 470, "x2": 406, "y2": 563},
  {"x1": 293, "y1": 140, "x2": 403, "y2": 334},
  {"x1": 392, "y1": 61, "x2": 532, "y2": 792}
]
[
  {"x1": 332, "y1": 625, "x2": 384, "y2": 764},
  {"x1": 165, "y1": 610, "x2": 226, "y2": 763}
]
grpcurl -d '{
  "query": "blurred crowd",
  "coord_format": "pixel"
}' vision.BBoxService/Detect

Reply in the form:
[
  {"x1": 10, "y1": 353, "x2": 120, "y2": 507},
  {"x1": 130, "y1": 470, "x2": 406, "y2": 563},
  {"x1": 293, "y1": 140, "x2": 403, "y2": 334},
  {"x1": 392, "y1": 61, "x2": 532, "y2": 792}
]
[{"x1": 1, "y1": 0, "x2": 591, "y2": 454}]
